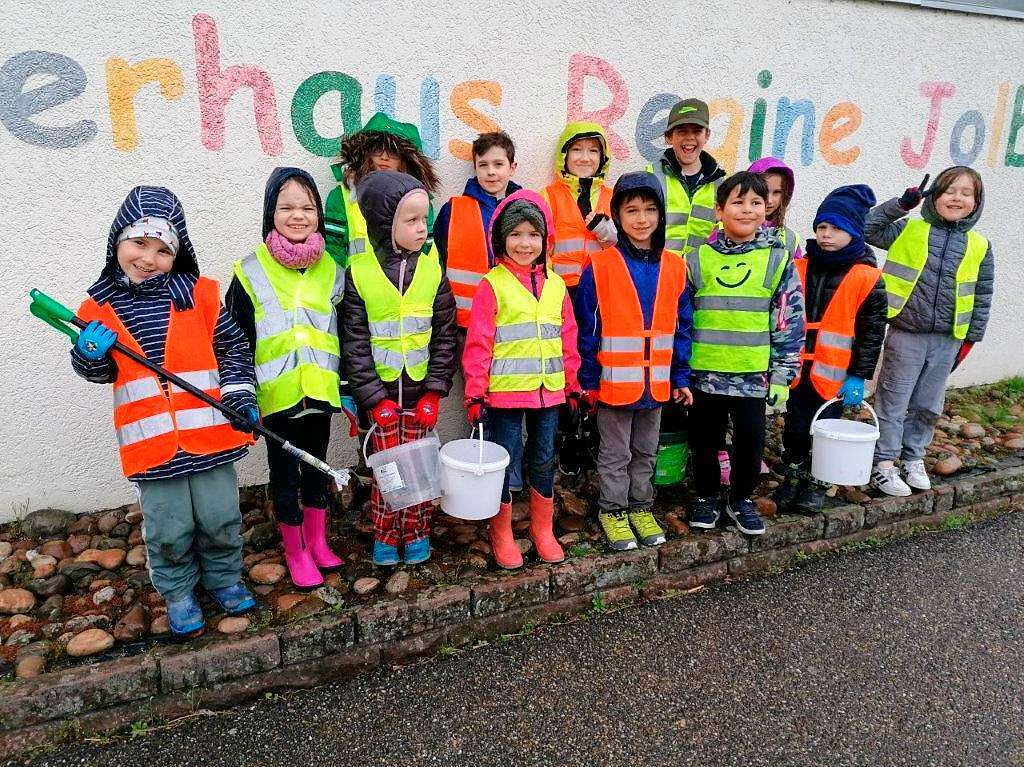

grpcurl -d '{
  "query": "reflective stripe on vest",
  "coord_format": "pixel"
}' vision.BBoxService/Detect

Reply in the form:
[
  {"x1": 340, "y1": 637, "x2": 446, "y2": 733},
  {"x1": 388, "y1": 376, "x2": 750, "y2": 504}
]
[
  {"x1": 349, "y1": 250, "x2": 442, "y2": 382},
  {"x1": 882, "y1": 219, "x2": 988, "y2": 340},
  {"x1": 544, "y1": 180, "x2": 611, "y2": 287},
  {"x1": 482, "y1": 264, "x2": 566, "y2": 393},
  {"x1": 341, "y1": 184, "x2": 371, "y2": 259},
  {"x1": 446, "y1": 195, "x2": 490, "y2": 328},
  {"x1": 234, "y1": 243, "x2": 344, "y2": 416},
  {"x1": 591, "y1": 246, "x2": 687, "y2": 405},
  {"x1": 78, "y1": 277, "x2": 253, "y2": 477},
  {"x1": 791, "y1": 259, "x2": 882, "y2": 399},
  {"x1": 688, "y1": 244, "x2": 788, "y2": 374},
  {"x1": 648, "y1": 163, "x2": 722, "y2": 257}
]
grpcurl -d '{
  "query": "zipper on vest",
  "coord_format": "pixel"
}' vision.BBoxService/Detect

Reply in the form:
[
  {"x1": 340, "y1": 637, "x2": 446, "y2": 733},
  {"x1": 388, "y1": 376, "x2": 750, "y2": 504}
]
[
  {"x1": 930, "y1": 227, "x2": 951, "y2": 334},
  {"x1": 398, "y1": 256, "x2": 408, "y2": 410}
]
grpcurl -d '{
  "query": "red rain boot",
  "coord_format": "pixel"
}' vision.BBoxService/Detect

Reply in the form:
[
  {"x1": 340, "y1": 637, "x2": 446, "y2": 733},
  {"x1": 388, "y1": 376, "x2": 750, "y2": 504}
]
[
  {"x1": 301, "y1": 506, "x2": 344, "y2": 570},
  {"x1": 278, "y1": 523, "x2": 323, "y2": 589},
  {"x1": 529, "y1": 489, "x2": 565, "y2": 563},
  {"x1": 489, "y1": 501, "x2": 523, "y2": 570}
]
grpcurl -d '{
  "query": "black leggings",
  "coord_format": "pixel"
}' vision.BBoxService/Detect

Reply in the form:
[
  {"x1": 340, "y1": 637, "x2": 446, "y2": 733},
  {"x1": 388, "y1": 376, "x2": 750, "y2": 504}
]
[
  {"x1": 264, "y1": 411, "x2": 332, "y2": 525},
  {"x1": 690, "y1": 389, "x2": 766, "y2": 501}
]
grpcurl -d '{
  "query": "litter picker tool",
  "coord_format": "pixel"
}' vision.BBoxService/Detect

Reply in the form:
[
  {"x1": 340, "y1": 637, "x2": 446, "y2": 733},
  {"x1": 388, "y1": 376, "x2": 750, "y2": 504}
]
[{"x1": 29, "y1": 288, "x2": 351, "y2": 487}]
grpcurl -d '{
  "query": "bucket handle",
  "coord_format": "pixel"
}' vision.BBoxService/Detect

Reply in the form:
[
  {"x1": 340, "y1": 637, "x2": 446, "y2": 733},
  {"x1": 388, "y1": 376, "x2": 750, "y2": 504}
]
[
  {"x1": 361, "y1": 408, "x2": 415, "y2": 463},
  {"x1": 472, "y1": 423, "x2": 487, "y2": 476},
  {"x1": 809, "y1": 397, "x2": 879, "y2": 436}
]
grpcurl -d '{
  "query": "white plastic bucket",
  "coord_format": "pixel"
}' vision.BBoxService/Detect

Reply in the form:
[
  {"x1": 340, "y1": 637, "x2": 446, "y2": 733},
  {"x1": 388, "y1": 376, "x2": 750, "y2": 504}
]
[
  {"x1": 439, "y1": 425, "x2": 510, "y2": 520},
  {"x1": 363, "y1": 424, "x2": 442, "y2": 511},
  {"x1": 810, "y1": 398, "x2": 880, "y2": 486}
]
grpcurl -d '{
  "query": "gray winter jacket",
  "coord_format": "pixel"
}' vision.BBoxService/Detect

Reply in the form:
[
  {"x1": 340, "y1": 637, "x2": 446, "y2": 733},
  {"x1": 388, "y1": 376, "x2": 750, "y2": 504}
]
[{"x1": 865, "y1": 193, "x2": 994, "y2": 342}]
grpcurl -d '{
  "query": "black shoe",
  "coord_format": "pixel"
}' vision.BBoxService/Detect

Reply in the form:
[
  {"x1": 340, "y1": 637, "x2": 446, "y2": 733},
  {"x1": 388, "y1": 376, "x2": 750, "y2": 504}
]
[
  {"x1": 792, "y1": 482, "x2": 826, "y2": 515},
  {"x1": 771, "y1": 462, "x2": 806, "y2": 511},
  {"x1": 688, "y1": 497, "x2": 720, "y2": 530}
]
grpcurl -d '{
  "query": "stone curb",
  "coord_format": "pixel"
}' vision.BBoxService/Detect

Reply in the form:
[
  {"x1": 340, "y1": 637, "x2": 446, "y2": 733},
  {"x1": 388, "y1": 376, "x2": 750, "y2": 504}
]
[{"x1": 2, "y1": 464, "x2": 1022, "y2": 760}]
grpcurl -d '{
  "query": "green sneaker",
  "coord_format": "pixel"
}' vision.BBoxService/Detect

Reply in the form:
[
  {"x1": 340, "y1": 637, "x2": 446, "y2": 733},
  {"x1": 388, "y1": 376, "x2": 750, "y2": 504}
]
[
  {"x1": 598, "y1": 510, "x2": 638, "y2": 551},
  {"x1": 628, "y1": 509, "x2": 666, "y2": 546}
]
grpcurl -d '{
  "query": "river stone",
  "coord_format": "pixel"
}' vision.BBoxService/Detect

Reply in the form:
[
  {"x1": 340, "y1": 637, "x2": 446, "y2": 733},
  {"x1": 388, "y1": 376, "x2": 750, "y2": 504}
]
[
  {"x1": 66, "y1": 628, "x2": 115, "y2": 657},
  {"x1": 0, "y1": 588, "x2": 36, "y2": 614},
  {"x1": 22, "y1": 509, "x2": 76, "y2": 539},
  {"x1": 249, "y1": 562, "x2": 286, "y2": 585}
]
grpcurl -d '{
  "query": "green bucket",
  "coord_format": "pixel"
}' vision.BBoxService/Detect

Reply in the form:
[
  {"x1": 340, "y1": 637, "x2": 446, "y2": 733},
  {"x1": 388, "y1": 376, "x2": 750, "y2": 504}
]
[{"x1": 654, "y1": 431, "x2": 689, "y2": 486}]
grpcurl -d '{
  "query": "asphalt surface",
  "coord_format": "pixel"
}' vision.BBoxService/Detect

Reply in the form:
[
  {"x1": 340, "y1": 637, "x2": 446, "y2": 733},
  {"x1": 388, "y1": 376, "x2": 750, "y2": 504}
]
[{"x1": 19, "y1": 512, "x2": 1024, "y2": 767}]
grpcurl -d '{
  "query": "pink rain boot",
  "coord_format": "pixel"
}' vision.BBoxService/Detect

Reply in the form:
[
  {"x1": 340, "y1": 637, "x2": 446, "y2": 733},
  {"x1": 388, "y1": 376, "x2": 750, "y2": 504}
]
[
  {"x1": 489, "y1": 501, "x2": 523, "y2": 570},
  {"x1": 529, "y1": 490, "x2": 565, "y2": 564},
  {"x1": 301, "y1": 506, "x2": 344, "y2": 570},
  {"x1": 278, "y1": 523, "x2": 323, "y2": 590}
]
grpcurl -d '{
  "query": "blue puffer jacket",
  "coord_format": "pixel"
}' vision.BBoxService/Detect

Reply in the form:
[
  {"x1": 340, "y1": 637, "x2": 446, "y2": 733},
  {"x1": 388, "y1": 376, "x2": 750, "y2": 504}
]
[
  {"x1": 574, "y1": 171, "x2": 693, "y2": 409},
  {"x1": 433, "y1": 176, "x2": 523, "y2": 268}
]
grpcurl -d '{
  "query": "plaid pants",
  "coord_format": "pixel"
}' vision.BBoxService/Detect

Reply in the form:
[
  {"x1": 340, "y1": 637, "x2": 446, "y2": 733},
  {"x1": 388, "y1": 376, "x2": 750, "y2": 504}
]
[{"x1": 370, "y1": 413, "x2": 433, "y2": 547}]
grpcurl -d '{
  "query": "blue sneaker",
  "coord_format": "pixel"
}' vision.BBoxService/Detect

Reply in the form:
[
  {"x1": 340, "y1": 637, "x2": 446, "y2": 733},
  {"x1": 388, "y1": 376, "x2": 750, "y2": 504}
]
[
  {"x1": 728, "y1": 498, "x2": 766, "y2": 536},
  {"x1": 688, "y1": 497, "x2": 720, "y2": 530},
  {"x1": 208, "y1": 582, "x2": 256, "y2": 615},
  {"x1": 166, "y1": 593, "x2": 205, "y2": 636},
  {"x1": 372, "y1": 539, "x2": 400, "y2": 566},
  {"x1": 404, "y1": 537, "x2": 431, "y2": 565}
]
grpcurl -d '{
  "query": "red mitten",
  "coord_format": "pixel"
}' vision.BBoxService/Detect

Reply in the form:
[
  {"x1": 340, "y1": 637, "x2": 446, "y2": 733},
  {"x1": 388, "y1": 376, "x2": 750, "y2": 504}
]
[
  {"x1": 414, "y1": 391, "x2": 441, "y2": 429},
  {"x1": 581, "y1": 390, "x2": 599, "y2": 409},
  {"x1": 465, "y1": 399, "x2": 486, "y2": 427},
  {"x1": 370, "y1": 399, "x2": 399, "y2": 428},
  {"x1": 952, "y1": 340, "x2": 975, "y2": 372}
]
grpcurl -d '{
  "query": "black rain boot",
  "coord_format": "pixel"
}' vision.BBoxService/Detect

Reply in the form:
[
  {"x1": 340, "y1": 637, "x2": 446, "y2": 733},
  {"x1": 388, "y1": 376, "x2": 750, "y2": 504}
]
[
  {"x1": 772, "y1": 462, "x2": 807, "y2": 511},
  {"x1": 793, "y1": 478, "x2": 827, "y2": 515}
]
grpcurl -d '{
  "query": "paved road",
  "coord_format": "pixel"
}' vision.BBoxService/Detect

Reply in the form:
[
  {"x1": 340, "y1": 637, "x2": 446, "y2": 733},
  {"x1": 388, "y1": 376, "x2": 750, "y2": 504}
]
[{"x1": 20, "y1": 512, "x2": 1024, "y2": 767}]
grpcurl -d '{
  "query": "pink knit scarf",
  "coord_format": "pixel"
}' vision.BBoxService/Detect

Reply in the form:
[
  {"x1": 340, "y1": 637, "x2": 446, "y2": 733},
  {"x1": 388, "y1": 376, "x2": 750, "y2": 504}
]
[{"x1": 265, "y1": 229, "x2": 325, "y2": 269}]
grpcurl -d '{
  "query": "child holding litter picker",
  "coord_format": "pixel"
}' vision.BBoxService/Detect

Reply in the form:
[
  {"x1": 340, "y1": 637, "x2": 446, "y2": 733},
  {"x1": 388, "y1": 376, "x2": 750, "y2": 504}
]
[{"x1": 69, "y1": 186, "x2": 257, "y2": 636}]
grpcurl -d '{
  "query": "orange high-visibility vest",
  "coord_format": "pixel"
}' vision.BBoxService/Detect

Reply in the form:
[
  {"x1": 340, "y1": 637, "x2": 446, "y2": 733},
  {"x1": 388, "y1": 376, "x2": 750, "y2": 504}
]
[
  {"x1": 545, "y1": 180, "x2": 612, "y2": 288},
  {"x1": 445, "y1": 195, "x2": 490, "y2": 328},
  {"x1": 792, "y1": 259, "x2": 881, "y2": 399},
  {"x1": 591, "y1": 247, "x2": 686, "y2": 405},
  {"x1": 78, "y1": 277, "x2": 253, "y2": 478}
]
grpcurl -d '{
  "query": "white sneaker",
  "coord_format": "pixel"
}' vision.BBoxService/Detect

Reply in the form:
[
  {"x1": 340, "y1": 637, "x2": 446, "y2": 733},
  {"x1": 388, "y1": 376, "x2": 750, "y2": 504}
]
[
  {"x1": 871, "y1": 464, "x2": 912, "y2": 497},
  {"x1": 902, "y1": 460, "x2": 931, "y2": 491}
]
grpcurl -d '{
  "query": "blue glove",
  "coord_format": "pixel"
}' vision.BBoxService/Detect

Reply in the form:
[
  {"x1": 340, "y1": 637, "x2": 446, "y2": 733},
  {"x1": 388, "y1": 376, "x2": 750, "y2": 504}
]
[
  {"x1": 340, "y1": 394, "x2": 359, "y2": 437},
  {"x1": 75, "y1": 320, "x2": 117, "y2": 361},
  {"x1": 229, "y1": 405, "x2": 261, "y2": 434},
  {"x1": 838, "y1": 375, "x2": 865, "y2": 406}
]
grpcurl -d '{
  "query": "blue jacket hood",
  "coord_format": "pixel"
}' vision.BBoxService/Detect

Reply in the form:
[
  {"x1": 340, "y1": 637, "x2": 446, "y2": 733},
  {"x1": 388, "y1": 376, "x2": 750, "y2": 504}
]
[{"x1": 610, "y1": 171, "x2": 666, "y2": 257}]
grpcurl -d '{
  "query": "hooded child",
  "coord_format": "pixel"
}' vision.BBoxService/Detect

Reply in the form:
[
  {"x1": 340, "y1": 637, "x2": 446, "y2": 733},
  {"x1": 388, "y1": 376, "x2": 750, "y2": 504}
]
[
  {"x1": 462, "y1": 190, "x2": 582, "y2": 569},
  {"x1": 226, "y1": 167, "x2": 354, "y2": 590},
  {"x1": 575, "y1": 171, "x2": 694, "y2": 552},
  {"x1": 324, "y1": 112, "x2": 440, "y2": 266},
  {"x1": 341, "y1": 171, "x2": 458, "y2": 566},
  {"x1": 865, "y1": 166, "x2": 995, "y2": 496},
  {"x1": 772, "y1": 185, "x2": 887, "y2": 515},
  {"x1": 71, "y1": 186, "x2": 257, "y2": 636}
]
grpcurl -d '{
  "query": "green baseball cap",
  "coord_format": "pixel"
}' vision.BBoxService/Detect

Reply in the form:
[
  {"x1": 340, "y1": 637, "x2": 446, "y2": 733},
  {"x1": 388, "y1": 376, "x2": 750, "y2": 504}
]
[{"x1": 665, "y1": 98, "x2": 710, "y2": 133}]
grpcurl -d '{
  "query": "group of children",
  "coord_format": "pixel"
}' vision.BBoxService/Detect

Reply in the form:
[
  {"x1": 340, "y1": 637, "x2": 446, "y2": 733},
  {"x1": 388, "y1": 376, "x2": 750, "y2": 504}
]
[{"x1": 69, "y1": 97, "x2": 996, "y2": 635}]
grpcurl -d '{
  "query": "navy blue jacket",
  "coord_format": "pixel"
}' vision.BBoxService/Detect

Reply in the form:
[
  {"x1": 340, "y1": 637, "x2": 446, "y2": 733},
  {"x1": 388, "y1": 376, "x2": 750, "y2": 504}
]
[
  {"x1": 433, "y1": 176, "x2": 523, "y2": 267},
  {"x1": 574, "y1": 172, "x2": 693, "y2": 409}
]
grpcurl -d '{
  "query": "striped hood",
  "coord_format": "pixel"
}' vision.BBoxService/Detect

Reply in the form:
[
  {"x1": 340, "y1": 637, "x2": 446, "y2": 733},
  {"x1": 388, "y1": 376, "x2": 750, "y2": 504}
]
[{"x1": 101, "y1": 186, "x2": 199, "y2": 279}]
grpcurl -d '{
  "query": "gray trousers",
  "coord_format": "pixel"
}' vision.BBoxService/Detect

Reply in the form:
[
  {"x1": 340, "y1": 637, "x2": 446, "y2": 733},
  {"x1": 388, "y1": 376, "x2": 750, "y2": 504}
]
[
  {"x1": 596, "y1": 405, "x2": 662, "y2": 511},
  {"x1": 135, "y1": 462, "x2": 243, "y2": 602},
  {"x1": 873, "y1": 328, "x2": 960, "y2": 463}
]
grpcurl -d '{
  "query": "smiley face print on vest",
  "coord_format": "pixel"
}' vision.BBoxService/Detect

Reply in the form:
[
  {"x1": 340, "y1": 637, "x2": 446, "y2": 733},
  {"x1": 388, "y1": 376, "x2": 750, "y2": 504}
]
[{"x1": 715, "y1": 261, "x2": 752, "y2": 289}]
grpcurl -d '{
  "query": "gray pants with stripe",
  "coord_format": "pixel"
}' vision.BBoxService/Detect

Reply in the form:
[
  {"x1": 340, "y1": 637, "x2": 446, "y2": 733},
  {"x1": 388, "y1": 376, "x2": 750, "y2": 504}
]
[
  {"x1": 596, "y1": 405, "x2": 662, "y2": 511},
  {"x1": 135, "y1": 462, "x2": 244, "y2": 603},
  {"x1": 873, "y1": 328, "x2": 960, "y2": 463}
]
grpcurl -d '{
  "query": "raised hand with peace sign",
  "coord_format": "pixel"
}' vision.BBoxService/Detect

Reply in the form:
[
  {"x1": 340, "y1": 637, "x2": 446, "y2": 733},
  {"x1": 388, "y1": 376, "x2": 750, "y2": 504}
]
[{"x1": 897, "y1": 173, "x2": 931, "y2": 211}]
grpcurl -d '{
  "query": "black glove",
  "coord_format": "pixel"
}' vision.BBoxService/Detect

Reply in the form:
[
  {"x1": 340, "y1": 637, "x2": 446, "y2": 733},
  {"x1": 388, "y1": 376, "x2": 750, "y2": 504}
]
[{"x1": 897, "y1": 173, "x2": 931, "y2": 211}]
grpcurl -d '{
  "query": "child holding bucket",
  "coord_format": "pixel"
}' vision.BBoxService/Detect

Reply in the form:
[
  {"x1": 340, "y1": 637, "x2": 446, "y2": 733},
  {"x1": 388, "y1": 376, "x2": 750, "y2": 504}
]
[
  {"x1": 772, "y1": 185, "x2": 887, "y2": 514},
  {"x1": 70, "y1": 186, "x2": 257, "y2": 636},
  {"x1": 462, "y1": 190, "x2": 581, "y2": 570},
  {"x1": 226, "y1": 167, "x2": 354, "y2": 590},
  {"x1": 575, "y1": 171, "x2": 693, "y2": 552},
  {"x1": 341, "y1": 171, "x2": 458, "y2": 566},
  {"x1": 866, "y1": 167, "x2": 995, "y2": 496}
]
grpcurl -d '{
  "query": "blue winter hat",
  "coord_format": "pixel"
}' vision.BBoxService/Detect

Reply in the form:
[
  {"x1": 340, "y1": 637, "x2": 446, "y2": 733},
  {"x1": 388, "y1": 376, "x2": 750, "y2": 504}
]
[{"x1": 813, "y1": 184, "x2": 876, "y2": 239}]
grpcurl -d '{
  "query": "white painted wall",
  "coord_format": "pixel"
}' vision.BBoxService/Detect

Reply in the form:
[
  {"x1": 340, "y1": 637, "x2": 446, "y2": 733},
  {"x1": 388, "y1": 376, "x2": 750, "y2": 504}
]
[{"x1": 1, "y1": 0, "x2": 1022, "y2": 518}]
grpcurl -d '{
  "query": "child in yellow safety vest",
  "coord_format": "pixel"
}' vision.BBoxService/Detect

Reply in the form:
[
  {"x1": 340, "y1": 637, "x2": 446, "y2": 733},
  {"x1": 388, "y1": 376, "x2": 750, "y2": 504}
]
[
  {"x1": 71, "y1": 186, "x2": 257, "y2": 636},
  {"x1": 462, "y1": 190, "x2": 582, "y2": 570},
  {"x1": 772, "y1": 185, "x2": 887, "y2": 515},
  {"x1": 541, "y1": 122, "x2": 618, "y2": 293},
  {"x1": 341, "y1": 171, "x2": 458, "y2": 567},
  {"x1": 865, "y1": 166, "x2": 995, "y2": 497},
  {"x1": 227, "y1": 168, "x2": 355, "y2": 590}
]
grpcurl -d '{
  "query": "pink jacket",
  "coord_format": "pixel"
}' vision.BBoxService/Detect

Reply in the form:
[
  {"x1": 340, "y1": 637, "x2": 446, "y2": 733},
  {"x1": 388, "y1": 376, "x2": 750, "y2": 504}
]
[{"x1": 462, "y1": 190, "x2": 581, "y2": 409}]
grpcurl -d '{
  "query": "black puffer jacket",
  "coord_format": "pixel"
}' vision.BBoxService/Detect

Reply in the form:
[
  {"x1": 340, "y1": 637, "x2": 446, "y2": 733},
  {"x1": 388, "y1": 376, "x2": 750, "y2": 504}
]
[
  {"x1": 802, "y1": 246, "x2": 888, "y2": 380},
  {"x1": 341, "y1": 171, "x2": 458, "y2": 411},
  {"x1": 865, "y1": 177, "x2": 993, "y2": 342}
]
